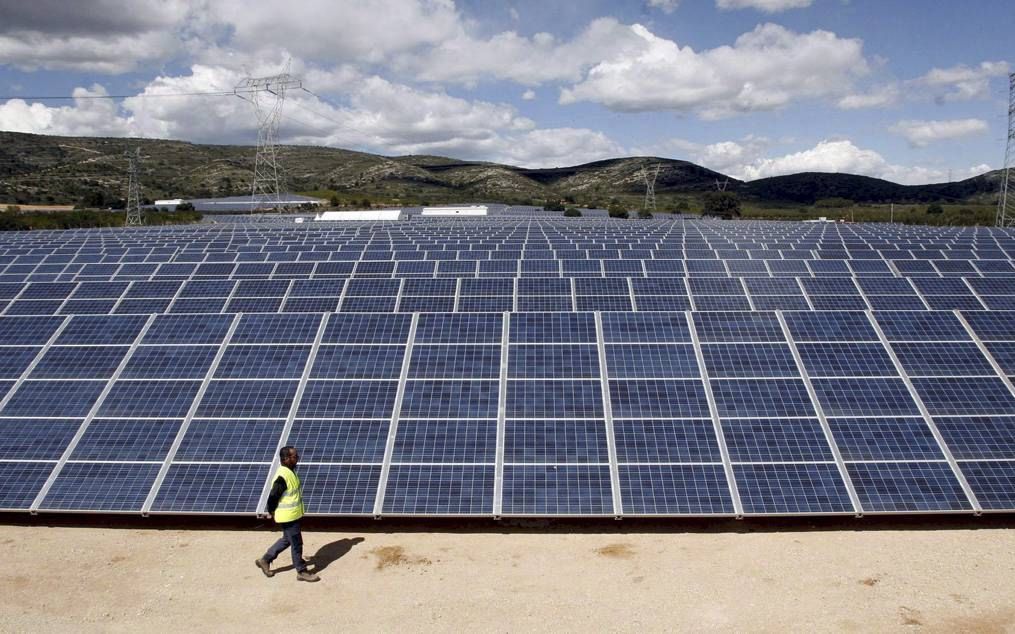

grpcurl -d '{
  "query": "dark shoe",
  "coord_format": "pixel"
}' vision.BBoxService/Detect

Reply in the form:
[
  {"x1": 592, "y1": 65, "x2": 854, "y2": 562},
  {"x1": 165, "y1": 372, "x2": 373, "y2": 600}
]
[
  {"x1": 255, "y1": 558, "x2": 274, "y2": 578},
  {"x1": 297, "y1": 570, "x2": 320, "y2": 582}
]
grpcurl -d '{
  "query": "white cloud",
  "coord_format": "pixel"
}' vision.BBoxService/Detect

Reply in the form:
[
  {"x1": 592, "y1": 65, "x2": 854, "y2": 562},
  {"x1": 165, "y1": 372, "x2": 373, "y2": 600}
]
[
  {"x1": 916, "y1": 61, "x2": 1010, "y2": 102},
  {"x1": 716, "y1": 0, "x2": 813, "y2": 12},
  {"x1": 718, "y1": 0, "x2": 812, "y2": 10},
  {"x1": 735, "y1": 139, "x2": 989, "y2": 184},
  {"x1": 206, "y1": 0, "x2": 462, "y2": 64},
  {"x1": 560, "y1": 23, "x2": 869, "y2": 118},
  {"x1": 0, "y1": 0, "x2": 189, "y2": 73},
  {"x1": 889, "y1": 119, "x2": 989, "y2": 148},
  {"x1": 0, "y1": 85, "x2": 131, "y2": 136},
  {"x1": 394, "y1": 17, "x2": 644, "y2": 85},
  {"x1": 647, "y1": 0, "x2": 680, "y2": 13},
  {"x1": 836, "y1": 84, "x2": 901, "y2": 109},
  {"x1": 522, "y1": 89, "x2": 536, "y2": 100}
]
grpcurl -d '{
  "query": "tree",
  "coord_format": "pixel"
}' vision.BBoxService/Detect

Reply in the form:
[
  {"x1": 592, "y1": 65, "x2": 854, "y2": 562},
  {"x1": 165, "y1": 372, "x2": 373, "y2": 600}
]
[
  {"x1": 702, "y1": 192, "x2": 741, "y2": 219},
  {"x1": 815, "y1": 197, "x2": 854, "y2": 208},
  {"x1": 637, "y1": 209, "x2": 653, "y2": 219},
  {"x1": 329, "y1": 195, "x2": 340, "y2": 207},
  {"x1": 176, "y1": 202, "x2": 196, "y2": 212},
  {"x1": 545, "y1": 200, "x2": 566, "y2": 212},
  {"x1": 926, "y1": 203, "x2": 944, "y2": 214},
  {"x1": 608, "y1": 202, "x2": 629, "y2": 219},
  {"x1": 563, "y1": 208, "x2": 582, "y2": 217}
]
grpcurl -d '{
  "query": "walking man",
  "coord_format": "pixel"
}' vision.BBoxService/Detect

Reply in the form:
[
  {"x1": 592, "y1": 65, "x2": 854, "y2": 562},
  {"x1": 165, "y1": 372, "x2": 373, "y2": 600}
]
[{"x1": 255, "y1": 446, "x2": 320, "y2": 582}]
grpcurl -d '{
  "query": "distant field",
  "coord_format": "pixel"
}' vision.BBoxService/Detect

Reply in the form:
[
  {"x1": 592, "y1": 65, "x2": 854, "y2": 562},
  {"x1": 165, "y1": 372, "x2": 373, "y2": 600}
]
[{"x1": 739, "y1": 203, "x2": 996, "y2": 226}]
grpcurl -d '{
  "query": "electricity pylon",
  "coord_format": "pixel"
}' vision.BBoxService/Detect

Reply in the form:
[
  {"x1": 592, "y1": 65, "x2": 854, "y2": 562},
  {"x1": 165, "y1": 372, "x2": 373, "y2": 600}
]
[
  {"x1": 642, "y1": 163, "x2": 660, "y2": 213},
  {"x1": 124, "y1": 146, "x2": 144, "y2": 226},
  {"x1": 996, "y1": 73, "x2": 1015, "y2": 228},
  {"x1": 235, "y1": 61, "x2": 302, "y2": 211}
]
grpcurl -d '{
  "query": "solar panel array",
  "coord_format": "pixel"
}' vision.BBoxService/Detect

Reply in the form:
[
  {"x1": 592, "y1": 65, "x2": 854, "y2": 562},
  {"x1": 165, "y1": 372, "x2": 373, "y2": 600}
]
[{"x1": 2, "y1": 218, "x2": 1015, "y2": 517}]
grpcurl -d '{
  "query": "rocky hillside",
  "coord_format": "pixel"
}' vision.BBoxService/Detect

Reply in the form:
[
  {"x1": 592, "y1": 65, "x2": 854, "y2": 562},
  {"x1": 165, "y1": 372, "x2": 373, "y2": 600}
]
[{"x1": 0, "y1": 131, "x2": 999, "y2": 207}]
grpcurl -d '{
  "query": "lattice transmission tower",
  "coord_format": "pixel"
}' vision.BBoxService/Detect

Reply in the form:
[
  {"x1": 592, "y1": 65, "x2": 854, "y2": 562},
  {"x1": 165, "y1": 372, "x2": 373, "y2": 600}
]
[
  {"x1": 996, "y1": 73, "x2": 1015, "y2": 228},
  {"x1": 642, "y1": 163, "x2": 660, "y2": 213},
  {"x1": 235, "y1": 61, "x2": 302, "y2": 211},
  {"x1": 124, "y1": 146, "x2": 144, "y2": 226}
]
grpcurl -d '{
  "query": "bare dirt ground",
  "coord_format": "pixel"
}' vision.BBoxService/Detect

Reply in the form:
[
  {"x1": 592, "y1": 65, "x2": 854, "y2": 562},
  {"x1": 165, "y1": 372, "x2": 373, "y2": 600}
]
[{"x1": 1, "y1": 517, "x2": 1014, "y2": 632}]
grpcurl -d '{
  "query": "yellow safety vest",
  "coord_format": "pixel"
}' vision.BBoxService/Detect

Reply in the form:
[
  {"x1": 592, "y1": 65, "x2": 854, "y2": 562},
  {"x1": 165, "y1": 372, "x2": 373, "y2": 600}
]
[{"x1": 273, "y1": 465, "x2": 305, "y2": 523}]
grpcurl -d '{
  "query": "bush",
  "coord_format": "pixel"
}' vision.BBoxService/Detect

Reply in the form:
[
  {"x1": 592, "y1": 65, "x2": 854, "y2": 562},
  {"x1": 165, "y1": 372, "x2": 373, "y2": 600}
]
[
  {"x1": 638, "y1": 209, "x2": 653, "y2": 219},
  {"x1": 702, "y1": 192, "x2": 741, "y2": 219},
  {"x1": 175, "y1": 202, "x2": 196, "y2": 212},
  {"x1": 545, "y1": 200, "x2": 566, "y2": 212},
  {"x1": 926, "y1": 203, "x2": 944, "y2": 214},
  {"x1": 607, "y1": 201, "x2": 629, "y2": 219},
  {"x1": 563, "y1": 208, "x2": 582, "y2": 217},
  {"x1": 815, "y1": 197, "x2": 854, "y2": 208},
  {"x1": 5, "y1": 205, "x2": 20, "y2": 213}
]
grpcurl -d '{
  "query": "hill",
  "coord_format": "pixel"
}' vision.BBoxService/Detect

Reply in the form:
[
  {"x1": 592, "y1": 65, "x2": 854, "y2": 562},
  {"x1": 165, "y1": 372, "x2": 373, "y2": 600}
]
[{"x1": 0, "y1": 131, "x2": 999, "y2": 208}]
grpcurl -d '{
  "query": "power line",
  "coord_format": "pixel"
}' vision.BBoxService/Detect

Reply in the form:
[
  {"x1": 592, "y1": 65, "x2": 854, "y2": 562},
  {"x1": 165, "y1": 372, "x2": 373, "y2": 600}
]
[{"x1": 0, "y1": 90, "x2": 237, "y2": 101}]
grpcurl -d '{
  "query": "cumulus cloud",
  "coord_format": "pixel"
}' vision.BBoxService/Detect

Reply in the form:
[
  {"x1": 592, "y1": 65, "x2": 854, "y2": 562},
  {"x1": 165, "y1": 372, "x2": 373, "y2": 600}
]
[
  {"x1": 0, "y1": 85, "x2": 131, "y2": 136},
  {"x1": 522, "y1": 89, "x2": 536, "y2": 100},
  {"x1": 916, "y1": 61, "x2": 1010, "y2": 102},
  {"x1": 734, "y1": 139, "x2": 989, "y2": 184},
  {"x1": 889, "y1": 119, "x2": 989, "y2": 148},
  {"x1": 0, "y1": 0, "x2": 189, "y2": 73},
  {"x1": 716, "y1": 0, "x2": 813, "y2": 12},
  {"x1": 837, "y1": 84, "x2": 901, "y2": 109},
  {"x1": 559, "y1": 23, "x2": 869, "y2": 118},
  {"x1": 393, "y1": 17, "x2": 645, "y2": 85}
]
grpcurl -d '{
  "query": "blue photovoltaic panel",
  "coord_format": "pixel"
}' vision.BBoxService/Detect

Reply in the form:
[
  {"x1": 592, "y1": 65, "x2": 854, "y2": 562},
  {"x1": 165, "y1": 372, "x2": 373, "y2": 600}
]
[
  {"x1": 0, "y1": 462, "x2": 56, "y2": 510},
  {"x1": 144, "y1": 314, "x2": 233, "y2": 345},
  {"x1": 393, "y1": 419, "x2": 497, "y2": 462},
  {"x1": 2, "y1": 380, "x2": 105, "y2": 417},
  {"x1": 700, "y1": 344, "x2": 797, "y2": 378},
  {"x1": 609, "y1": 380, "x2": 709, "y2": 418},
  {"x1": 606, "y1": 344, "x2": 698, "y2": 379},
  {"x1": 40, "y1": 463, "x2": 161, "y2": 512},
  {"x1": 511, "y1": 313, "x2": 595, "y2": 343},
  {"x1": 71, "y1": 419, "x2": 181, "y2": 461},
  {"x1": 711, "y1": 379, "x2": 815, "y2": 418},
  {"x1": 56, "y1": 315, "x2": 147, "y2": 345},
  {"x1": 509, "y1": 345, "x2": 599, "y2": 379},
  {"x1": 601, "y1": 312, "x2": 690, "y2": 343},
  {"x1": 416, "y1": 313, "x2": 502, "y2": 344},
  {"x1": 692, "y1": 312, "x2": 784, "y2": 343},
  {"x1": 214, "y1": 345, "x2": 310, "y2": 379},
  {"x1": 382, "y1": 464, "x2": 494, "y2": 514},
  {"x1": 322, "y1": 313, "x2": 411, "y2": 344},
  {"x1": 299, "y1": 464, "x2": 381, "y2": 514},
  {"x1": 232, "y1": 313, "x2": 321, "y2": 344},
  {"x1": 30, "y1": 346, "x2": 128, "y2": 379},
  {"x1": 783, "y1": 312, "x2": 877, "y2": 342},
  {"x1": 503, "y1": 419, "x2": 608, "y2": 463},
  {"x1": 150, "y1": 464, "x2": 266, "y2": 513},
  {"x1": 410, "y1": 345, "x2": 501, "y2": 379},
  {"x1": 99, "y1": 380, "x2": 202, "y2": 418},
  {"x1": 507, "y1": 380, "x2": 603, "y2": 418},
  {"x1": 120, "y1": 345, "x2": 219, "y2": 379},
  {"x1": 287, "y1": 419, "x2": 389, "y2": 462},
  {"x1": 734, "y1": 463, "x2": 854, "y2": 514},
  {"x1": 846, "y1": 462, "x2": 971, "y2": 512},
  {"x1": 891, "y1": 342, "x2": 995, "y2": 376},
  {"x1": 402, "y1": 380, "x2": 499, "y2": 418},
  {"x1": 298, "y1": 381, "x2": 398, "y2": 418},
  {"x1": 312, "y1": 345, "x2": 406, "y2": 379},
  {"x1": 796, "y1": 343, "x2": 897, "y2": 378},
  {"x1": 811, "y1": 378, "x2": 919, "y2": 416},
  {"x1": 958, "y1": 461, "x2": 1015, "y2": 510},
  {"x1": 0, "y1": 316, "x2": 64, "y2": 345},
  {"x1": 502, "y1": 465, "x2": 613, "y2": 515},
  {"x1": 613, "y1": 419, "x2": 720, "y2": 462},
  {"x1": 0, "y1": 346, "x2": 41, "y2": 377},
  {"x1": 174, "y1": 419, "x2": 285, "y2": 462},
  {"x1": 196, "y1": 380, "x2": 298, "y2": 418},
  {"x1": 829, "y1": 417, "x2": 944, "y2": 461},
  {"x1": 911, "y1": 377, "x2": 1015, "y2": 416},
  {"x1": 619, "y1": 464, "x2": 734, "y2": 515},
  {"x1": 873, "y1": 311, "x2": 970, "y2": 342},
  {"x1": 722, "y1": 418, "x2": 833, "y2": 462},
  {"x1": 0, "y1": 419, "x2": 81, "y2": 460},
  {"x1": 935, "y1": 417, "x2": 1015, "y2": 459}
]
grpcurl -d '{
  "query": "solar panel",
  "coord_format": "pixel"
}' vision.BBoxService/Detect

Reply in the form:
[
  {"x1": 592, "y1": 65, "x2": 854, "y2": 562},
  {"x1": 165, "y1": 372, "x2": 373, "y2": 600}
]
[{"x1": 4, "y1": 218, "x2": 1015, "y2": 517}]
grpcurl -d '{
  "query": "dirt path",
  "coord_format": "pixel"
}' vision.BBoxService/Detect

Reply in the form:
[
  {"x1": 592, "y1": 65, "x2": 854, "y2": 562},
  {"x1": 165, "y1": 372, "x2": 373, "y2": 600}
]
[{"x1": 1, "y1": 521, "x2": 1014, "y2": 632}]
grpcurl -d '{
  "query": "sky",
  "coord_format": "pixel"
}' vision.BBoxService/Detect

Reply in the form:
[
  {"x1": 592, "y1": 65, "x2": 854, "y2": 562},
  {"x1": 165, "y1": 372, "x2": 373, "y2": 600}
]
[{"x1": 0, "y1": 0, "x2": 1011, "y2": 184}]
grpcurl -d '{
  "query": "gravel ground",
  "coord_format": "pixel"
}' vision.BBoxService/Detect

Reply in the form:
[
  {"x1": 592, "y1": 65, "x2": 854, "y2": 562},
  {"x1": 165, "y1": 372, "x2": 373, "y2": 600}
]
[{"x1": 1, "y1": 519, "x2": 1014, "y2": 632}]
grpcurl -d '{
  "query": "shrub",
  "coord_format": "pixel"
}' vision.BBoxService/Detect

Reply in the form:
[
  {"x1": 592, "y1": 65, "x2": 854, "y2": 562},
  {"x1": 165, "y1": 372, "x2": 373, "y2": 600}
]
[
  {"x1": 545, "y1": 200, "x2": 566, "y2": 212},
  {"x1": 608, "y1": 201, "x2": 629, "y2": 219},
  {"x1": 563, "y1": 208, "x2": 582, "y2": 217},
  {"x1": 815, "y1": 197, "x2": 854, "y2": 208},
  {"x1": 926, "y1": 203, "x2": 944, "y2": 214},
  {"x1": 637, "y1": 209, "x2": 653, "y2": 219},
  {"x1": 702, "y1": 192, "x2": 741, "y2": 219},
  {"x1": 176, "y1": 202, "x2": 196, "y2": 212}
]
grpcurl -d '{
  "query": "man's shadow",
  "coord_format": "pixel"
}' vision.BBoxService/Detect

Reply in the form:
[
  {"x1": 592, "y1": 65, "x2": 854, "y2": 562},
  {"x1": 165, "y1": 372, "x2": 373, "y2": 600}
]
[{"x1": 274, "y1": 537, "x2": 365, "y2": 575}]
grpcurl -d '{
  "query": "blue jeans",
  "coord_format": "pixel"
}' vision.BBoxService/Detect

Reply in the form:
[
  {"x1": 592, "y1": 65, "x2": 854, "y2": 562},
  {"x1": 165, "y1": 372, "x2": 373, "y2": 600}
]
[{"x1": 263, "y1": 520, "x2": 306, "y2": 572}]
